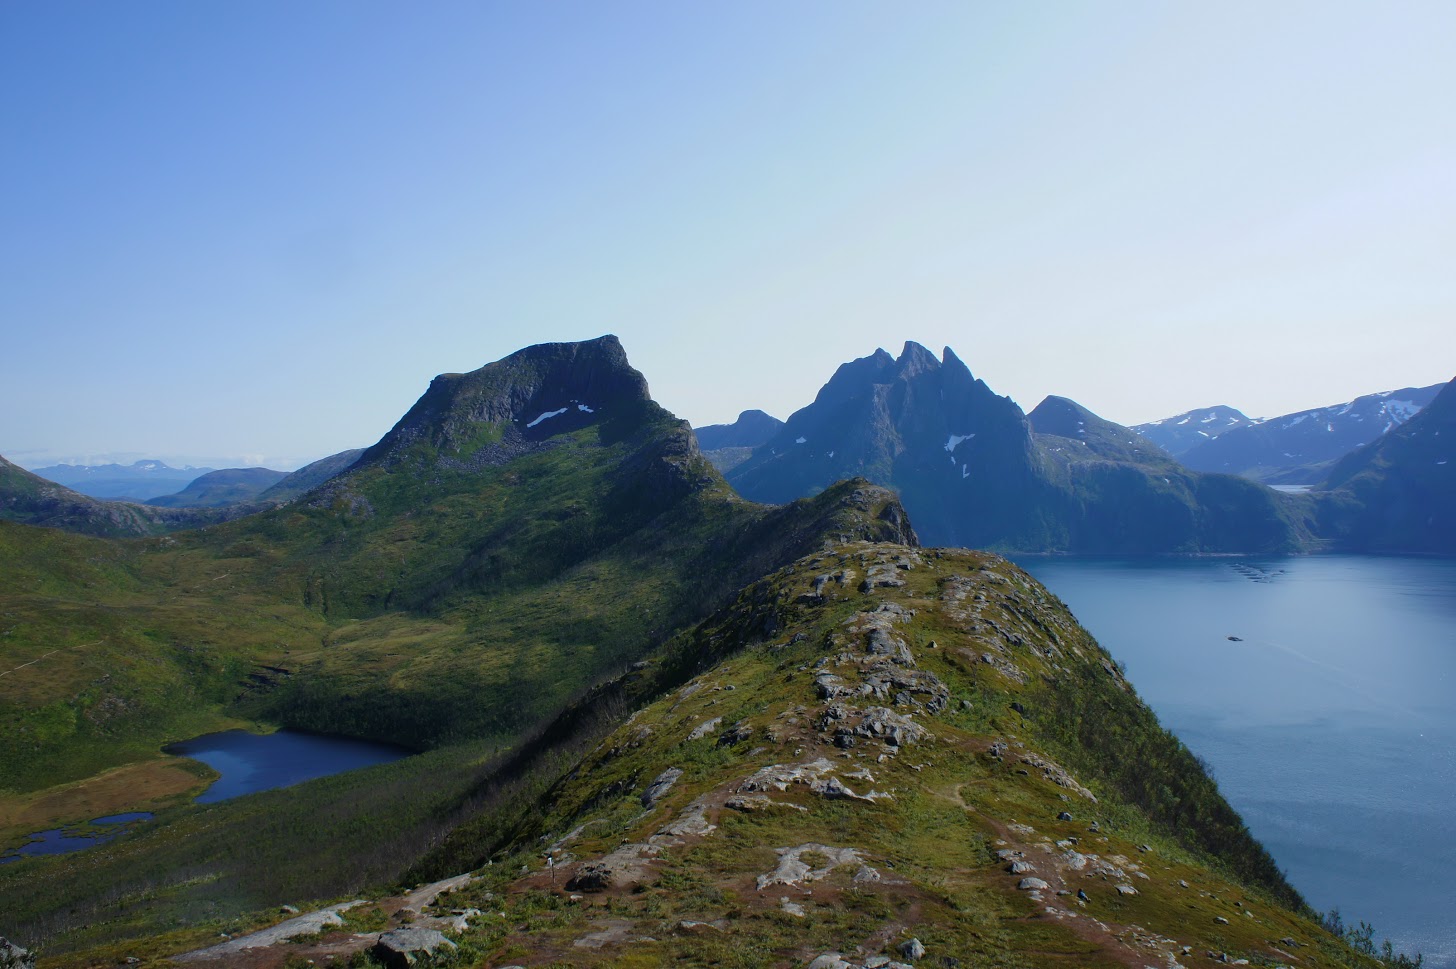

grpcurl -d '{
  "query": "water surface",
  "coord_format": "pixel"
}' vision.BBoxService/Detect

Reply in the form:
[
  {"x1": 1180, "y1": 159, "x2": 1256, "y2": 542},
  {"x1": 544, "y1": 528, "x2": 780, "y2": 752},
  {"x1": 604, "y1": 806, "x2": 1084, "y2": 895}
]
[
  {"x1": 1015, "y1": 554, "x2": 1456, "y2": 967},
  {"x1": 0, "y1": 812, "x2": 154, "y2": 864},
  {"x1": 165, "y1": 729, "x2": 411, "y2": 803}
]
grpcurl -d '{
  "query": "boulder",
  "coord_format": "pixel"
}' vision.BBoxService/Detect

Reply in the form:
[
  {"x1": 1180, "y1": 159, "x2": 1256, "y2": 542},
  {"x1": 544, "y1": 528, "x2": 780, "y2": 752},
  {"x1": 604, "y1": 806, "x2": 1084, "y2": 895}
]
[
  {"x1": 371, "y1": 927, "x2": 456, "y2": 968},
  {"x1": 0, "y1": 937, "x2": 35, "y2": 969},
  {"x1": 1017, "y1": 877, "x2": 1050, "y2": 890},
  {"x1": 640, "y1": 767, "x2": 684, "y2": 807},
  {"x1": 899, "y1": 937, "x2": 927, "y2": 960}
]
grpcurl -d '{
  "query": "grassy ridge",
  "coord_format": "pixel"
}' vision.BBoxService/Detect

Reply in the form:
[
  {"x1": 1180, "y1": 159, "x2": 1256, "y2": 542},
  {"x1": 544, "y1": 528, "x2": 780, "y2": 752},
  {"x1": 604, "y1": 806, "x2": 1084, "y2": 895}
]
[{"x1": 370, "y1": 542, "x2": 1378, "y2": 969}]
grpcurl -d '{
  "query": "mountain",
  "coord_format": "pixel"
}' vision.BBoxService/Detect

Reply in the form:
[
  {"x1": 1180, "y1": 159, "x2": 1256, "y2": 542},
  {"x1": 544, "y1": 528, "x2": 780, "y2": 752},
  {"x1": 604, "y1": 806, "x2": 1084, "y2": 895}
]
[
  {"x1": 695, "y1": 409, "x2": 785, "y2": 449},
  {"x1": 1318, "y1": 376, "x2": 1456, "y2": 553},
  {"x1": 28, "y1": 459, "x2": 211, "y2": 500},
  {"x1": 402, "y1": 544, "x2": 1355, "y2": 967},
  {"x1": 727, "y1": 343, "x2": 1313, "y2": 553},
  {"x1": 696, "y1": 410, "x2": 786, "y2": 473},
  {"x1": 1029, "y1": 395, "x2": 1171, "y2": 466},
  {"x1": 1132, "y1": 405, "x2": 1253, "y2": 456},
  {"x1": 1177, "y1": 384, "x2": 1444, "y2": 484},
  {"x1": 257, "y1": 447, "x2": 366, "y2": 502},
  {"x1": 144, "y1": 467, "x2": 289, "y2": 507}
]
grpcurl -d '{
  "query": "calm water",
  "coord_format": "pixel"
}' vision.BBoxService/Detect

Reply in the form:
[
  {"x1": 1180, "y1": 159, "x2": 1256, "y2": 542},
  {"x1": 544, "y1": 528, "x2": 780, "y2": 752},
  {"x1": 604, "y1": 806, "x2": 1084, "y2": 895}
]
[
  {"x1": 165, "y1": 729, "x2": 411, "y2": 803},
  {"x1": 0, "y1": 812, "x2": 153, "y2": 864},
  {"x1": 1015, "y1": 554, "x2": 1456, "y2": 967}
]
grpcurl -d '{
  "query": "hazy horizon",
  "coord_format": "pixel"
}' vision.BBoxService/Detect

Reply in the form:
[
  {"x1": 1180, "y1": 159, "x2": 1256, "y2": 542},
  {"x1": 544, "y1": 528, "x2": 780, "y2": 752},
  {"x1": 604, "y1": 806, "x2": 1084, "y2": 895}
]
[{"x1": 4, "y1": 2, "x2": 1453, "y2": 470}]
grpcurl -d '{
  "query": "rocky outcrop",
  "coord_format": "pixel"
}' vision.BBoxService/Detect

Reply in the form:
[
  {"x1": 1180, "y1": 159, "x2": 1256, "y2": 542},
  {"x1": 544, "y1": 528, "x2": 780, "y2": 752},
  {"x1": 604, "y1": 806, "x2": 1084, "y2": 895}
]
[
  {"x1": 371, "y1": 927, "x2": 456, "y2": 968},
  {"x1": 0, "y1": 937, "x2": 34, "y2": 969}
]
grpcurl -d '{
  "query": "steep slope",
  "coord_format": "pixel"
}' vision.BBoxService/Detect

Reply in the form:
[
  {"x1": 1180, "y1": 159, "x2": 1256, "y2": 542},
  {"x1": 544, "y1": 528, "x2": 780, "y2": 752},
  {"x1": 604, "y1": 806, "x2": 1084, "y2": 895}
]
[
  {"x1": 27, "y1": 460, "x2": 209, "y2": 500},
  {"x1": 1178, "y1": 384, "x2": 1443, "y2": 484},
  {"x1": 728, "y1": 345, "x2": 1312, "y2": 554},
  {"x1": 145, "y1": 467, "x2": 288, "y2": 507},
  {"x1": 1133, "y1": 406, "x2": 1252, "y2": 457},
  {"x1": 256, "y1": 447, "x2": 366, "y2": 502},
  {"x1": 140, "y1": 543, "x2": 1384, "y2": 969},
  {"x1": 1318, "y1": 376, "x2": 1456, "y2": 553}
]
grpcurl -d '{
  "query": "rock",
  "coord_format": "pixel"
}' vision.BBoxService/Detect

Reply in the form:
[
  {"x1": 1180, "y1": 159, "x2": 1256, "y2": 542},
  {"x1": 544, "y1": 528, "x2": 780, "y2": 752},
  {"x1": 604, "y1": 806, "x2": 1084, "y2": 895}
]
[
  {"x1": 566, "y1": 862, "x2": 614, "y2": 892},
  {"x1": 0, "y1": 938, "x2": 35, "y2": 969},
  {"x1": 718, "y1": 721, "x2": 754, "y2": 746},
  {"x1": 757, "y1": 843, "x2": 872, "y2": 890},
  {"x1": 688, "y1": 717, "x2": 722, "y2": 741},
  {"x1": 1018, "y1": 877, "x2": 1050, "y2": 890},
  {"x1": 641, "y1": 767, "x2": 684, "y2": 807},
  {"x1": 899, "y1": 937, "x2": 927, "y2": 960},
  {"x1": 1115, "y1": 884, "x2": 1138, "y2": 896},
  {"x1": 371, "y1": 927, "x2": 457, "y2": 968},
  {"x1": 808, "y1": 955, "x2": 853, "y2": 969},
  {"x1": 1056, "y1": 811, "x2": 1074, "y2": 821},
  {"x1": 1008, "y1": 860, "x2": 1036, "y2": 874},
  {"x1": 1214, "y1": 916, "x2": 1229, "y2": 925},
  {"x1": 280, "y1": 904, "x2": 300, "y2": 915}
]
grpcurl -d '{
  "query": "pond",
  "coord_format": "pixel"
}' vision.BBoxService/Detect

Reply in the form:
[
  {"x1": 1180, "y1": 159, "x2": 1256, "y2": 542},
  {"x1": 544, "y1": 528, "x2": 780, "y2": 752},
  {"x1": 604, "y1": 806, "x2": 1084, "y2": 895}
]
[
  {"x1": 0, "y1": 812, "x2": 153, "y2": 865},
  {"x1": 163, "y1": 728, "x2": 412, "y2": 803},
  {"x1": 2, "y1": 729, "x2": 412, "y2": 864}
]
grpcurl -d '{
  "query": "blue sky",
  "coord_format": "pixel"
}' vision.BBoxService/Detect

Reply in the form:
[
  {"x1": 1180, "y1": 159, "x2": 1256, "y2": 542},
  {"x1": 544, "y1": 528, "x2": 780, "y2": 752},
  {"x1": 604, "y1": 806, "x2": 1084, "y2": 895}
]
[{"x1": 3, "y1": 1, "x2": 1453, "y2": 470}]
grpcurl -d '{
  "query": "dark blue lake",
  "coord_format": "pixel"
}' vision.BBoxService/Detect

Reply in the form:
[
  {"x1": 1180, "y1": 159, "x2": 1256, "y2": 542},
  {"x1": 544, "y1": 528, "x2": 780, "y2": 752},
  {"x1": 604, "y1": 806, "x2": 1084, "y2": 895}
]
[
  {"x1": 1015, "y1": 554, "x2": 1456, "y2": 968},
  {"x1": 165, "y1": 729, "x2": 411, "y2": 803}
]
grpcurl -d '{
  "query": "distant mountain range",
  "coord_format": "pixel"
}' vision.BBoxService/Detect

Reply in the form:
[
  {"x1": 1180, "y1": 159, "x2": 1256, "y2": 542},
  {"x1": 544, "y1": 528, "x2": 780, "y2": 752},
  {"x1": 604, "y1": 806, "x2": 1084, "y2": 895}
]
[
  {"x1": 29, "y1": 459, "x2": 213, "y2": 500},
  {"x1": 1132, "y1": 406, "x2": 1253, "y2": 456},
  {"x1": 726, "y1": 342, "x2": 1312, "y2": 554},
  {"x1": 1135, "y1": 385, "x2": 1443, "y2": 484}
]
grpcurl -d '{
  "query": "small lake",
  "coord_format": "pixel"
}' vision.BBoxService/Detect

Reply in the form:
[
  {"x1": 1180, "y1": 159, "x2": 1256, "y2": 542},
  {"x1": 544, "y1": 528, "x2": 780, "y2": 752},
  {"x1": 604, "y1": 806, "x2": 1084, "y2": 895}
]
[
  {"x1": 1014, "y1": 554, "x2": 1456, "y2": 968},
  {"x1": 165, "y1": 729, "x2": 411, "y2": 803},
  {"x1": 2, "y1": 730, "x2": 411, "y2": 864},
  {"x1": 0, "y1": 812, "x2": 153, "y2": 865}
]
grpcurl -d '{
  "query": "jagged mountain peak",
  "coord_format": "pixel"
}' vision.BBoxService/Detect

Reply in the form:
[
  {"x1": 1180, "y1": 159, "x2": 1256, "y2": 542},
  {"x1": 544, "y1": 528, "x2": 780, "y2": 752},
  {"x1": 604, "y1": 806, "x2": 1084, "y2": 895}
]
[{"x1": 895, "y1": 339, "x2": 939, "y2": 374}]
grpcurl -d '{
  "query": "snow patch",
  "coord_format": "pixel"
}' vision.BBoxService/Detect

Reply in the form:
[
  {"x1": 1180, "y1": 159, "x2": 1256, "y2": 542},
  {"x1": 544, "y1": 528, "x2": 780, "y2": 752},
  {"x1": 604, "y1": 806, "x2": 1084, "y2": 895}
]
[
  {"x1": 944, "y1": 433, "x2": 975, "y2": 452},
  {"x1": 526, "y1": 408, "x2": 569, "y2": 428},
  {"x1": 577, "y1": 404, "x2": 595, "y2": 413},
  {"x1": 795, "y1": 436, "x2": 807, "y2": 444}
]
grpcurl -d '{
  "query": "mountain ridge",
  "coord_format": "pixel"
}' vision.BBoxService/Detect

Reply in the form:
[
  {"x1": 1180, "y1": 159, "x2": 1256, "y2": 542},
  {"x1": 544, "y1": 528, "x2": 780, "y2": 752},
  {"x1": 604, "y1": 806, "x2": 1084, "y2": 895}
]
[{"x1": 728, "y1": 342, "x2": 1314, "y2": 554}]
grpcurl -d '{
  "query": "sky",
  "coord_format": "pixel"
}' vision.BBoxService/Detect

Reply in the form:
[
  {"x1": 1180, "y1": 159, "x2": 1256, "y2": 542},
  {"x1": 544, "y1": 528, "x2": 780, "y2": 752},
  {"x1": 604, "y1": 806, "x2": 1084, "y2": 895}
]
[{"x1": 2, "y1": 1, "x2": 1453, "y2": 470}]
